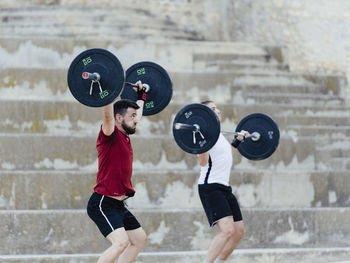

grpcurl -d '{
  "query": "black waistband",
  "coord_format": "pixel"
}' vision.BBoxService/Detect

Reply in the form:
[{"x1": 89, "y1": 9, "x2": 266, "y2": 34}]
[
  {"x1": 198, "y1": 183, "x2": 232, "y2": 193},
  {"x1": 93, "y1": 192, "x2": 128, "y2": 204}
]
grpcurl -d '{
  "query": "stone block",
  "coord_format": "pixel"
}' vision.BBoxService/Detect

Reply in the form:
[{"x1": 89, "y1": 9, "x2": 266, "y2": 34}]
[
  {"x1": 1, "y1": 68, "x2": 341, "y2": 104},
  {"x1": 1, "y1": 248, "x2": 350, "y2": 263},
  {"x1": 1, "y1": 208, "x2": 350, "y2": 254},
  {"x1": 0, "y1": 134, "x2": 321, "y2": 171},
  {"x1": 2, "y1": 170, "x2": 349, "y2": 210}
]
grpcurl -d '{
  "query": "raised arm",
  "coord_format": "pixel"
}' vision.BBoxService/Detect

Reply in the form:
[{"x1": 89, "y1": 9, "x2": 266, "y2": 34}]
[
  {"x1": 101, "y1": 103, "x2": 115, "y2": 136},
  {"x1": 134, "y1": 80, "x2": 146, "y2": 122}
]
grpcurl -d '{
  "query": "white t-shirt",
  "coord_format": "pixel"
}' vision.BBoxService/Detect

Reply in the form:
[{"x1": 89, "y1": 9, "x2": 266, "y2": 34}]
[{"x1": 198, "y1": 133, "x2": 232, "y2": 186}]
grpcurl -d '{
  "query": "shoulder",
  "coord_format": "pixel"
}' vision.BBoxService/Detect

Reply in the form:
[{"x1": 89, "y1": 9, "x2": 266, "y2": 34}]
[{"x1": 97, "y1": 125, "x2": 118, "y2": 144}]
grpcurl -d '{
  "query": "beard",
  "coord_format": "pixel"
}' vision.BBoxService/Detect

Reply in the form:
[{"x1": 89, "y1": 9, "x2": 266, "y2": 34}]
[{"x1": 122, "y1": 121, "x2": 136, "y2": 134}]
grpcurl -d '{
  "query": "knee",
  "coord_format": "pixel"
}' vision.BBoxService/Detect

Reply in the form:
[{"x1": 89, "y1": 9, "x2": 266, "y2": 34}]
[
  {"x1": 221, "y1": 224, "x2": 245, "y2": 240},
  {"x1": 139, "y1": 233, "x2": 148, "y2": 248},
  {"x1": 221, "y1": 225, "x2": 236, "y2": 238},
  {"x1": 111, "y1": 238, "x2": 129, "y2": 253},
  {"x1": 135, "y1": 232, "x2": 148, "y2": 249},
  {"x1": 236, "y1": 225, "x2": 246, "y2": 239}
]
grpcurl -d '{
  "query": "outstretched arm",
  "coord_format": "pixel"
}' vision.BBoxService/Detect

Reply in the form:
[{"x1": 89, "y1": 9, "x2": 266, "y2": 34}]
[
  {"x1": 231, "y1": 130, "x2": 250, "y2": 153},
  {"x1": 198, "y1": 152, "x2": 209, "y2": 166}
]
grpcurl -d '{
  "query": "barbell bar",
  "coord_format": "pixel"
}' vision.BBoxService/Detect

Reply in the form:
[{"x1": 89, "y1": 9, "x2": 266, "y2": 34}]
[
  {"x1": 81, "y1": 72, "x2": 150, "y2": 91},
  {"x1": 175, "y1": 123, "x2": 261, "y2": 141}
]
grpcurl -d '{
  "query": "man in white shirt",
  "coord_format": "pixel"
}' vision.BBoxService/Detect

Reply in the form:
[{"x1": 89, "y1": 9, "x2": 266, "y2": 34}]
[{"x1": 198, "y1": 101, "x2": 248, "y2": 263}]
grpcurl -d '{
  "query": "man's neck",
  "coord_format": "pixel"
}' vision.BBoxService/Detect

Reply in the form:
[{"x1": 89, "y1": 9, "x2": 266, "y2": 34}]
[{"x1": 116, "y1": 124, "x2": 127, "y2": 135}]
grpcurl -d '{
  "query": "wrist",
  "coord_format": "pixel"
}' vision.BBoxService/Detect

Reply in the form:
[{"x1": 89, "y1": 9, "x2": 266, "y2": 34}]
[
  {"x1": 231, "y1": 138, "x2": 241, "y2": 148},
  {"x1": 137, "y1": 91, "x2": 147, "y2": 101}
]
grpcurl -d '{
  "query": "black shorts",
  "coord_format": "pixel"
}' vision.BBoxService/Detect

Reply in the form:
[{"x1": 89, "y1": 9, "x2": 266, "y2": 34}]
[
  {"x1": 198, "y1": 183, "x2": 243, "y2": 227},
  {"x1": 87, "y1": 192, "x2": 141, "y2": 237}
]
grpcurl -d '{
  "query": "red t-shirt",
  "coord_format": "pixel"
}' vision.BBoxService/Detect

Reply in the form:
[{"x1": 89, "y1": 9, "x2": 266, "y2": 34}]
[{"x1": 93, "y1": 126, "x2": 135, "y2": 197}]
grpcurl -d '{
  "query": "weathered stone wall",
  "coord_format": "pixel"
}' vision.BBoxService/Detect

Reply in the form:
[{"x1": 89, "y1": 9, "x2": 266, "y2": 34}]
[{"x1": 229, "y1": 0, "x2": 350, "y2": 93}]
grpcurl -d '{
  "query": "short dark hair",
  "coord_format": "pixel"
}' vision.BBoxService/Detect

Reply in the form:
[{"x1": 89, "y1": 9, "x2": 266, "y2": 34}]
[
  {"x1": 113, "y1": 99, "x2": 140, "y2": 117},
  {"x1": 201, "y1": 100, "x2": 213, "y2": 105}
]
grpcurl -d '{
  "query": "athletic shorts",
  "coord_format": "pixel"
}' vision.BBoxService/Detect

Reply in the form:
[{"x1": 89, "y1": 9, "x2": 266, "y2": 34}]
[
  {"x1": 87, "y1": 192, "x2": 141, "y2": 237},
  {"x1": 198, "y1": 183, "x2": 243, "y2": 227}
]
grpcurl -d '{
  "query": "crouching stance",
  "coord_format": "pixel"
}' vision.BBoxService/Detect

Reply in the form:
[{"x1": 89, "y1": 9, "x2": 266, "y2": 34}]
[
  {"x1": 87, "y1": 82, "x2": 147, "y2": 263},
  {"x1": 198, "y1": 101, "x2": 246, "y2": 263}
]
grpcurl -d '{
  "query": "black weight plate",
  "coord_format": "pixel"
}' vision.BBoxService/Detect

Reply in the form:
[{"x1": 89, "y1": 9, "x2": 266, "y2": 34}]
[
  {"x1": 121, "y1": 61, "x2": 173, "y2": 116},
  {"x1": 235, "y1": 113, "x2": 280, "y2": 160},
  {"x1": 173, "y1": 103, "x2": 220, "y2": 154},
  {"x1": 67, "y1": 48, "x2": 124, "y2": 107}
]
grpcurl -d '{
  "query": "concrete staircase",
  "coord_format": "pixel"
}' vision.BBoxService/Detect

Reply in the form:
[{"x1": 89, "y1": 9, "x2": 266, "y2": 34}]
[
  {"x1": 0, "y1": 0, "x2": 230, "y2": 41},
  {"x1": 1, "y1": 1, "x2": 350, "y2": 263}
]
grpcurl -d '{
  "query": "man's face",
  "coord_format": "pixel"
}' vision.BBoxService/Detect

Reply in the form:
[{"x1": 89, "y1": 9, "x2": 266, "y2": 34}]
[
  {"x1": 206, "y1": 102, "x2": 222, "y2": 122},
  {"x1": 120, "y1": 108, "x2": 138, "y2": 134}
]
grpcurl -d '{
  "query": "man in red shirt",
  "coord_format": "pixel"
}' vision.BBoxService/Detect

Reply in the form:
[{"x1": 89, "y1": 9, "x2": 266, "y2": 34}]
[{"x1": 87, "y1": 81, "x2": 147, "y2": 263}]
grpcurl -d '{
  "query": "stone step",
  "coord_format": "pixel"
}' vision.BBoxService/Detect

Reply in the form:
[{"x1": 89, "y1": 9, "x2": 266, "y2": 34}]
[
  {"x1": 162, "y1": 72, "x2": 343, "y2": 102},
  {"x1": 329, "y1": 157, "x2": 350, "y2": 171},
  {"x1": 193, "y1": 53, "x2": 272, "y2": 65},
  {"x1": 1, "y1": 99, "x2": 350, "y2": 134},
  {"x1": 0, "y1": 68, "x2": 343, "y2": 105},
  {"x1": 244, "y1": 92, "x2": 345, "y2": 107},
  {"x1": 1, "y1": 208, "x2": 349, "y2": 254},
  {"x1": 1, "y1": 169, "x2": 349, "y2": 210},
  {"x1": 0, "y1": 20, "x2": 198, "y2": 42},
  {"x1": 288, "y1": 125, "x2": 350, "y2": 138},
  {"x1": 1, "y1": 38, "x2": 345, "y2": 99},
  {"x1": 0, "y1": 133, "x2": 195, "y2": 170},
  {"x1": 0, "y1": 0, "x2": 202, "y2": 9},
  {"x1": 298, "y1": 136, "x2": 350, "y2": 145},
  {"x1": 0, "y1": 38, "x2": 346, "y2": 100},
  {"x1": 0, "y1": 37, "x2": 267, "y2": 71},
  {"x1": 294, "y1": 136, "x2": 350, "y2": 171},
  {"x1": 230, "y1": 75, "x2": 343, "y2": 97},
  {"x1": 0, "y1": 6, "x2": 201, "y2": 40},
  {"x1": 315, "y1": 142, "x2": 350, "y2": 170},
  {"x1": 1, "y1": 248, "x2": 350, "y2": 263},
  {"x1": 197, "y1": 61, "x2": 290, "y2": 73},
  {"x1": 317, "y1": 143, "x2": 350, "y2": 159},
  {"x1": 276, "y1": 116, "x2": 350, "y2": 131},
  {"x1": 192, "y1": 45, "x2": 288, "y2": 72},
  {"x1": 0, "y1": 1, "x2": 242, "y2": 42},
  {"x1": 0, "y1": 6, "x2": 151, "y2": 22},
  {"x1": 174, "y1": 75, "x2": 341, "y2": 103},
  {"x1": 0, "y1": 37, "x2": 345, "y2": 99},
  {"x1": 0, "y1": 133, "x2": 330, "y2": 172}
]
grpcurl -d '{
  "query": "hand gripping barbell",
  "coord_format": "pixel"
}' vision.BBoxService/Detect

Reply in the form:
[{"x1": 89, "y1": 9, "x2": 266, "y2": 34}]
[
  {"x1": 172, "y1": 103, "x2": 280, "y2": 160},
  {"x1": 67, "y1": 48, "x2": 173, "y2": 116}
]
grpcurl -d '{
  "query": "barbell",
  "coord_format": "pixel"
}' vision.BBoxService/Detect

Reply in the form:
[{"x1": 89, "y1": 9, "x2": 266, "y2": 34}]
[
  {"x1": 67, "y1": 48, "x2": 173, "y2": 115},
  {"x1": 172, "y1": 103, "x2": 280, "y2": 160}
]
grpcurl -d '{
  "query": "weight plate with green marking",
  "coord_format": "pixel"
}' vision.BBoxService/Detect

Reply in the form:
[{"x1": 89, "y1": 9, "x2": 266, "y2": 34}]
[
  {"x1": 67, "y1": 48, "x2": 125, "y2": 107},
  {"x1": 121, "y1": 61, "x2": 173, "y2": 116}
]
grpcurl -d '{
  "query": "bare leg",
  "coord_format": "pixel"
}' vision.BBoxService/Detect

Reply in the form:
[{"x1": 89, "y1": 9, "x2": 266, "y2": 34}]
[
  {"x1": 117, "y1": 227, "x2": 147, "y2": 263},
  {"x1": 217, "y1": 221, "x2": 245, "y2": 260},
  {"x1": 98, "y1": 228, "x2": 129, "y2": 263},
  {"x1": 204, "y1": 216, "x2": 235, "y2": 263}
]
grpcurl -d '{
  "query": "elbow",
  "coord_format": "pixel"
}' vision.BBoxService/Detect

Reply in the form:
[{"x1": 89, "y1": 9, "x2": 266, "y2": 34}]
[
  {"x1": 199, "y1": 159, "x2": 208, "y2": 167},
  {"x1": 104, "y1": 114, "x2": 115, "y2": 123},
  {"x1": 197, "y1": 153, "x2": 209, "y2": 166}
]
